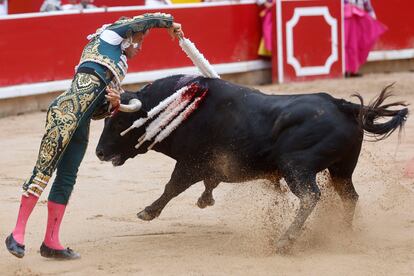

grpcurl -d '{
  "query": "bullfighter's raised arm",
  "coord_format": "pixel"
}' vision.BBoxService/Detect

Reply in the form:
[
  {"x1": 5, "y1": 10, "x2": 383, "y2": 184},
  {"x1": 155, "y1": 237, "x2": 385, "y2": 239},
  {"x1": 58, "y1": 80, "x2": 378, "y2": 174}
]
[{"x1": 107, "y1": 13, "x2": 175, "y2": 38}]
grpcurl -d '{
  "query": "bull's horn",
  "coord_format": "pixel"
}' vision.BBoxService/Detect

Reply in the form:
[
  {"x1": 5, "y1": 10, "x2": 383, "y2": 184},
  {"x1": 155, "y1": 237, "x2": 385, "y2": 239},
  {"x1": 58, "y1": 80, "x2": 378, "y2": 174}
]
[{"x1": 119, "y1": 99, "x2": 142, "y2": 113}]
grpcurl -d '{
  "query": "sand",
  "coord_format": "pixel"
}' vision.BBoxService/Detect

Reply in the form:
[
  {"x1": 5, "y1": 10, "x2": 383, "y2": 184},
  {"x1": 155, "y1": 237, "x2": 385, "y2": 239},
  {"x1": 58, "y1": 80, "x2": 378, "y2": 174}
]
[{"x1": 0, "y1": 72, "x2": 413, "y2": 275}]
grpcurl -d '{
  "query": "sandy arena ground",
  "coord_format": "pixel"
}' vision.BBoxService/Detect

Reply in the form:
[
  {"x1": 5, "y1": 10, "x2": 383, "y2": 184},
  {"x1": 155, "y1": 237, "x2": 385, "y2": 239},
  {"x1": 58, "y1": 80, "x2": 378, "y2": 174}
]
[{"x1": 0, "y1": 72, "x2": 413, "y2": 275}]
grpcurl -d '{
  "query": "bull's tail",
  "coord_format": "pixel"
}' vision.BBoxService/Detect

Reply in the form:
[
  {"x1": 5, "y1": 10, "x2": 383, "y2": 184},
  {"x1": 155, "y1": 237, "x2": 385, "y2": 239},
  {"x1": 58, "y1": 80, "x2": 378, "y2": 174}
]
[{"x1": 336, "y1": 84, "x2": 409, "y2": 141}]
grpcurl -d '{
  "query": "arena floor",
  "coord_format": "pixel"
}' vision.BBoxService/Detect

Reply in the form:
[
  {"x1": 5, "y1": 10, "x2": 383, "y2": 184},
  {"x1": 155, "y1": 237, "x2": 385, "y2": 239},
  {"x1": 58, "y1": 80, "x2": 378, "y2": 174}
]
[{"x1": 0, "y1": 72, "x2": 413, "y2": 275}]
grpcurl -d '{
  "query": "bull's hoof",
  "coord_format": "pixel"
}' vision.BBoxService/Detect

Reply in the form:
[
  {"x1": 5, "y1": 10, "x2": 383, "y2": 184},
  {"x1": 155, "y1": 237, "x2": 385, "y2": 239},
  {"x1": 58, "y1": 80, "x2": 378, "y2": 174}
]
[
  {"x1": 275, "y1": 238, "x2": 293, "y2": 255},
  {"x1": 196, "y1": 197, "x2": 215, "y2": 209},
  {"x1": 137, "y1": 210, "x2": 158, "y2": 221}
]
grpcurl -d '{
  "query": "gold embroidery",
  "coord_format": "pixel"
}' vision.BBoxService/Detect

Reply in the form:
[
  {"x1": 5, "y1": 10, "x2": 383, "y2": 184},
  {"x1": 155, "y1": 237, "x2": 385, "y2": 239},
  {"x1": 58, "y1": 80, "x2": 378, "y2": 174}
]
[
  {"x1": 23, "y1": 171, "x2": 51, "y2": 197},
  {"x1": 23, "y1": 73, "x2": 102, "y2": 197},
  {"x1": 79, "y1": 39, "x2": 125, "y2": 86},
  {"x1": 79, "y1": 13, "x2": 173, "y2": 87}
]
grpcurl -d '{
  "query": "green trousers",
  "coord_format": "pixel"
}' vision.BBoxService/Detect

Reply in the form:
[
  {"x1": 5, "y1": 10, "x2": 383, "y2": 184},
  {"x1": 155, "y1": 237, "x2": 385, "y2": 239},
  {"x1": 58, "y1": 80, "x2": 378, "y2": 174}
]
[{"x1": 22, "y1": 72, "x2": 107, "y2": 204}]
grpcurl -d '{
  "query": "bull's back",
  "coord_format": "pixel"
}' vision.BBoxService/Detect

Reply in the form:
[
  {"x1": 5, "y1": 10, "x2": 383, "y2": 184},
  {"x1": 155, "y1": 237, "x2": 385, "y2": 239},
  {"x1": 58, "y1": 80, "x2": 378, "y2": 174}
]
[
  {"x1": 269, "y1": 93, "x2": 363, "y2": 172},
  {"x1": 165, "y1": 79, "x2": 280, "y2": 178},
  {"x1": 171, "y1": 79, "x2": 278, "y2": 152},
  {"x1": 164, "y1": 77, "x2": 361, "y2": 174}
]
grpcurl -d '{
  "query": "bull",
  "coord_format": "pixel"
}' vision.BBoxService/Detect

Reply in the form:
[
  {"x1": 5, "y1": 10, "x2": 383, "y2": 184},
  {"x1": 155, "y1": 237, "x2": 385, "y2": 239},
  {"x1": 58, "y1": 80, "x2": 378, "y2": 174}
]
[{"x1": 96, "y1": 75, "x2": 408, "y2": 253}]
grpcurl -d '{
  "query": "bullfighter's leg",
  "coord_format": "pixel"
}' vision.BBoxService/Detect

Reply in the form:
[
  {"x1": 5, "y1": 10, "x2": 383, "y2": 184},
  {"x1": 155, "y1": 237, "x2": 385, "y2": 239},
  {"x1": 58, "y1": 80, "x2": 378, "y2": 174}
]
[
  {"x1": 137, "y1": 162, "x2": 202, "y2": 221},
  {"x1": 197, "y1": 179, "x2": 220, "y2": 209},
  {"x1": 6, "y1": 73, "x2": 105, "y2": 258},
  {"x1": 275, "y1": 169, "x2": 320, "y2": 254}
]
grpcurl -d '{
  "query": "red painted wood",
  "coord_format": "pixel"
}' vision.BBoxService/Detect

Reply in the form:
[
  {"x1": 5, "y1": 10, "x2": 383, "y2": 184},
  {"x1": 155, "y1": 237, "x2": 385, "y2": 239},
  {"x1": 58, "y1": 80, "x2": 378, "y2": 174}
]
[
  {"x1": 373, "y1": 0, "x2": 414, "y2": 50},
  {"x1": 7, "y1": 0, "x2": 145, "y2": 14},
  {"x1": 93, "y1": 0, "x2": 145, "y2": 7},
  {"x1": 293, "y1": 16, "x2": 331, "y2": 67},
  {"x1": 273, "y1": 0, "x2": 343, "y2": 82},
  {"x1": 8, "y1": 0, "x2": 44, "y2": 14}
]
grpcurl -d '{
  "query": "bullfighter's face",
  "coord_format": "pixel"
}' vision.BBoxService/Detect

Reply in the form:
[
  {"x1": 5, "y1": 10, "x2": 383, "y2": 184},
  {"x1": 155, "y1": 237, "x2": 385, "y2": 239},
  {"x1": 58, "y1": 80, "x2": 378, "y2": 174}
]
[
  {"x1": 96, "y1": 91, "x2": 148, "y2": 166},
  {"x1": 125, "y1": 30, "x2": 149, "y2": 59}
]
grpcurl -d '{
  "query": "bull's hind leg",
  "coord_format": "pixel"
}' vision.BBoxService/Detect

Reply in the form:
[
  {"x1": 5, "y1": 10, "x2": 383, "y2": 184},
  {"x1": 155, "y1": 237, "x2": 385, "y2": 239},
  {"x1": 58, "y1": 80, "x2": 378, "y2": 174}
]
[
  {"x1": 329, "y1": 175, "x2": 359, "y2": 227},
  {"x1": 197, "y1": 179, "x2": 220, "y2": 209},
  {"x1": 328, "y1": 142, "x2": 361, "y2": 227},
  {"x1": 137, "y1": 162, "x2": 201, "y2": 221},
  {"x1": 272, "y1": 175, "x2": 284, "y2": 193},
  {"x1": 276, "y1": 169, "x2": 320, "y2": 254},
  {"x1": 328, "y1": 164, "x2": 360, "y2": 228}
]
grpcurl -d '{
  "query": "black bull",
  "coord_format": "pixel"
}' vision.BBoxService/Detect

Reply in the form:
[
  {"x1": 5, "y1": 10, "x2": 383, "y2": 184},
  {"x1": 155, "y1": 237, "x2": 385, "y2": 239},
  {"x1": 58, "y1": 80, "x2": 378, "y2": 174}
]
[{"x1": 96, "y1": 75, "x2": 408, "y2": 253}]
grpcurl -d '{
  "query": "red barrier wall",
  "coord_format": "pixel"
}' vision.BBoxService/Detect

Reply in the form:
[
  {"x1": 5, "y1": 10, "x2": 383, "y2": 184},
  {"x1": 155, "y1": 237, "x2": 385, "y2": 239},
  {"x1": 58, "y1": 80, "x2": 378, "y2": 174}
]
[
  {"x1": 1, "y1": 1, "x2": 412, "y2": 89},
  {"x1": 373, "y1": 0, "x2": 414, "y2": 50},
  {"x1": 93, "y1": 0, "x2": 146, "y2": 7},
  {"x1": 8, "y1": 0, "x2": 145, "y2": 14},
  {"x1": 0, "y1": 4, "x2": 262, "y2": 87},
  {"x1": 8, "y1": 0, "x2": 44, "y2": 14}
]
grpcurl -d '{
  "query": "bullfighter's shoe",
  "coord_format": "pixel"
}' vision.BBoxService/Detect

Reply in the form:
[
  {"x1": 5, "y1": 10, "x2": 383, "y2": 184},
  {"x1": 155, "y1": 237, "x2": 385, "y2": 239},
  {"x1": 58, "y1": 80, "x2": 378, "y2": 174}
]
[
  {"x1": 5, "y1": 233, "x2": 25, "y2": 258},
  {"x1": 40, "y1": 243, "x2": 81, "y2": 260}
]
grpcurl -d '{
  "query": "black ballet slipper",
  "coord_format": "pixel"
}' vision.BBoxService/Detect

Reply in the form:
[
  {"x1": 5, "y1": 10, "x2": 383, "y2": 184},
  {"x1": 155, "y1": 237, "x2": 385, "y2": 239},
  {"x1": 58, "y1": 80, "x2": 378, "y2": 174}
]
[
  {"x1": 40, "y1": 243, "x2": 81, "y2": 260},
  {"x1": 5, "y1": 233, "x2": 25, "y2": 258}
]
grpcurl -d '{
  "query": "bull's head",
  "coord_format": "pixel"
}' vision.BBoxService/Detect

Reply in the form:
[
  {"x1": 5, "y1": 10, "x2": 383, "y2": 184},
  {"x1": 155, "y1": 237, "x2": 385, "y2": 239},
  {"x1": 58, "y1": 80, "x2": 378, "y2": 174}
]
[{"x1": 96, "y1": 90, "x2": 149, "y2": 166}]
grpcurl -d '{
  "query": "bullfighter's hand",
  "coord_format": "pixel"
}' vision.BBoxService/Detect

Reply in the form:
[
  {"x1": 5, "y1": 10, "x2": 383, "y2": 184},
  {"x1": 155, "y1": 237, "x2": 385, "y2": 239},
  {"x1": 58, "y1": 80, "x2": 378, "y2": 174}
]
[
  {"x1": 168, "y1": 22, "x2": 184, "y2": 40},
  {"x1": 105, "y1": 87, "x2": 121, "y2": 108}
]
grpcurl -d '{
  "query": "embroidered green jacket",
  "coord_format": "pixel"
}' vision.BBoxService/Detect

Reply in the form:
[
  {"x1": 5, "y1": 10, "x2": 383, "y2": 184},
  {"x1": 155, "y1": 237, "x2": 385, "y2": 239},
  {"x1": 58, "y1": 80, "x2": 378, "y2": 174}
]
[
  {"x1": 77, "y1": 13, "x2": 174, "y2": 119},
  {"x1": 78, "y1": 13, "x2": 174, "y2": 87}
]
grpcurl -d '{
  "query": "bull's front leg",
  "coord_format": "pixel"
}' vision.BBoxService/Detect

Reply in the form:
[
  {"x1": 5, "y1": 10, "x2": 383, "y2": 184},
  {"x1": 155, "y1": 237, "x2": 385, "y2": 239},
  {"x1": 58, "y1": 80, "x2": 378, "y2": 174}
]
[
  {"x1": 197, "y1": 179, "x2": 220, "y2": 209},
  {"x1": 137, "y1": 162, "x2": 201, "y2": 221}
]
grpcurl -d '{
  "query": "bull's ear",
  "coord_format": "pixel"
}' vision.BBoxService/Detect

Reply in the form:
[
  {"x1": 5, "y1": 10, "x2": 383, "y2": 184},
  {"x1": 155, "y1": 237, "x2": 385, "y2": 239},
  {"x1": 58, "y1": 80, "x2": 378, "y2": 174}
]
[{"x1": 137, "y1": 83, "x2": 152, "y2": 93}]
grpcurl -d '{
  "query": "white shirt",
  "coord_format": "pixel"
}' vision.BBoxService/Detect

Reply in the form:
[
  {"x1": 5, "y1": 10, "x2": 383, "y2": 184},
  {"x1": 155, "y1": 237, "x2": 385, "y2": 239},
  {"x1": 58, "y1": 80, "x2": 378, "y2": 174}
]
[
  {"x1": 0, "y1": 1, "x2": 7, "y2": 15},
  {"x1": 61, "y1": 4, "x2": 77, "y2": 11},
  {"x1": 40, "y1": 0, "x2": 61, "y2": 12},
  {"x1": 145, "y1": 0, "x2": 169, "y2": 7}
]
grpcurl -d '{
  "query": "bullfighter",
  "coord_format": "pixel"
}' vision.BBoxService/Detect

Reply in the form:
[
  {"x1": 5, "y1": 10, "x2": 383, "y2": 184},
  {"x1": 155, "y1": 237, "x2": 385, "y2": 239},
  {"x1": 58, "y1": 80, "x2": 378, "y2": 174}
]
[{"x1": 5, "y1": 12, "x2": 184, "y2": 260}]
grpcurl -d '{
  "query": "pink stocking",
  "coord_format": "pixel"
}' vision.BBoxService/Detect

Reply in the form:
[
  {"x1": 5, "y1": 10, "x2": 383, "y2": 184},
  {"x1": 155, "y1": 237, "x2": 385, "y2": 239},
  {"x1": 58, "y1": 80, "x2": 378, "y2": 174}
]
[
  {"x1": 43, "y1": 201, "x2": 66, "y2": 250},
  {"x1": 12, "y1": 194, "x2": 39, "y2": 245}
]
